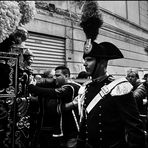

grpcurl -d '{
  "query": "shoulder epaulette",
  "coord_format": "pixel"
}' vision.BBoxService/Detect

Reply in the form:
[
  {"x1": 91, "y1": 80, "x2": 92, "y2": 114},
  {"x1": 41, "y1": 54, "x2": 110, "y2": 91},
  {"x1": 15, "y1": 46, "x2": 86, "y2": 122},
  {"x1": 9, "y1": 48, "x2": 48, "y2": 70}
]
[
  {"x1": 86, "y1": 77, "x2": 133, "y2": 114},
  {"x1": 110, "y1": 79, "x2": 133, "y2": 96}
]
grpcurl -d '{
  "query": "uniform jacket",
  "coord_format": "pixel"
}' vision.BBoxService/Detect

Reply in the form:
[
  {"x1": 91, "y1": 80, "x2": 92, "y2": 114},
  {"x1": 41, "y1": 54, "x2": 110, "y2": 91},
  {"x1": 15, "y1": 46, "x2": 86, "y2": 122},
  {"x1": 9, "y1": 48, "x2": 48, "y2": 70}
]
[{"x1": 77, "y1": 75, "x2": 145, "y2": 148}]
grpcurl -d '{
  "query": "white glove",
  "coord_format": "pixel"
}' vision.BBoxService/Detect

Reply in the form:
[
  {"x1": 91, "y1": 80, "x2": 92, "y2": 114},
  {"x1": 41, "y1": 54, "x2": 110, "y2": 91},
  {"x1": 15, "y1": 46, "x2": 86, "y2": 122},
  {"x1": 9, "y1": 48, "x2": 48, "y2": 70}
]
[
  {"x1": 143, "y1": 98, "x2": 147, "y2": 105},
  {"x1": 72, "y1": 96, "x2": 78, "y2": 106}
]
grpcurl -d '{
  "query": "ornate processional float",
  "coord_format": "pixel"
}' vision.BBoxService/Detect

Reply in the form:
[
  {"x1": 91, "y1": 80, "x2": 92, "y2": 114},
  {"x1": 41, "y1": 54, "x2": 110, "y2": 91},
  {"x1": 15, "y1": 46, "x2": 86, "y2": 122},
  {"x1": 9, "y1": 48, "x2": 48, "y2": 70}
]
[{"x1": 0, "y1": 1, "x2": 36, "y2": 148}]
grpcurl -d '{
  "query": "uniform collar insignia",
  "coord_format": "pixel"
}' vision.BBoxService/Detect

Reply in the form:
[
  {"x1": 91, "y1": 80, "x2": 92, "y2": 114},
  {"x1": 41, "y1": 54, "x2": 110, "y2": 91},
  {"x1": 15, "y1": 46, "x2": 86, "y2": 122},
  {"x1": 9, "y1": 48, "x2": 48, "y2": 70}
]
[{"x1": 84, "y1": 39, "x2": 92, "y2": 54}]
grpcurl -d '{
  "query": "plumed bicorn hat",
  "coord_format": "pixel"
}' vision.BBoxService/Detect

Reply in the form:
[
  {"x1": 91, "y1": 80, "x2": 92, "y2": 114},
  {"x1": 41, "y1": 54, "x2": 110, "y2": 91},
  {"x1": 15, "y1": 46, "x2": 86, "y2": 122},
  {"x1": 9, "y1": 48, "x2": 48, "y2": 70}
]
[
  {"x1": 83, "y1": 41, "x2": 124, "y2": 60},
  {"x1": 80, "y1": 1, "x2": 123, "y2": 60}
]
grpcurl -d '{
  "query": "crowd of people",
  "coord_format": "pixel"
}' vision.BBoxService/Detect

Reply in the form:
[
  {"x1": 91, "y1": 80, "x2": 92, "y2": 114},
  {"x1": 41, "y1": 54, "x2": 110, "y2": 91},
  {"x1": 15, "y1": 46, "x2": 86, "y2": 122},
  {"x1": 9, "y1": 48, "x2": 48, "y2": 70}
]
[
  {"x1": 7, "y1": 26, "x2": 147, "y2": 148},
  {"x1": 24, "y1": 40, "x2": 148, "y2": 148},
  {"x1": 26, "y1": 41, "x2": 148, "y2": 148},
  {"x1": 3, "y1": 1, "x2": 147, "y2": 148}
]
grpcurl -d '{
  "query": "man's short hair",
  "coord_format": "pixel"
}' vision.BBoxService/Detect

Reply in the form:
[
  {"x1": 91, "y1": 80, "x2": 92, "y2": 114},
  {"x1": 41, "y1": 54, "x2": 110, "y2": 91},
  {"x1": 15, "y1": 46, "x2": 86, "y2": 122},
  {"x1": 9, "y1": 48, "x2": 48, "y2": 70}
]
[
  {"x1": 126, "y1": 69, "x2": 139, "y2": 79},
  {"x1": 55, "y1": 65, "x2": 70, "y2": 76}
]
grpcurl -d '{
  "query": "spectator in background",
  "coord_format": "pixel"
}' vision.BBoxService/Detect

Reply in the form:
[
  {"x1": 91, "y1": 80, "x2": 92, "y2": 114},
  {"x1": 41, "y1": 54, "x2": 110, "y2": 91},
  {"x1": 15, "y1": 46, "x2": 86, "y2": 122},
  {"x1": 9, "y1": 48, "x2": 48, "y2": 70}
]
[
  {"x1": 126, "y1": 69, "x2": 141, "y2": 91},
  {"x1": 126, "y1": 69, "x2": 146, "y2": 115},
  {"x1": 133, "y1": 73, "x2": 148, "y2": 115},
  {"x1": 133, "y1": 74, "x2": 148, "y2": 133}
]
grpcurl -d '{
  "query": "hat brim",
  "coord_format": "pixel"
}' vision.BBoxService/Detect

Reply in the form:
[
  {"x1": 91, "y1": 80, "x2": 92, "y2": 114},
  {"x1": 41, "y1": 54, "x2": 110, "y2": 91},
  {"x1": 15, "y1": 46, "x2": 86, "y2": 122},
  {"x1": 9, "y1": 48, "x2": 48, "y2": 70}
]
[{"x1": 83, "y1": 41, "x2": 124, "y2": 60}]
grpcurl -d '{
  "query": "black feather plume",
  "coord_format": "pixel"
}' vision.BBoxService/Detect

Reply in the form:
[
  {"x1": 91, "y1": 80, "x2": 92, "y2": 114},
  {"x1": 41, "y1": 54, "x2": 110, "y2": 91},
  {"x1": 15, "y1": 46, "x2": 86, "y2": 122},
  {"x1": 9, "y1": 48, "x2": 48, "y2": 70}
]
[{"x1": 80, "y1": 1, "x2": 103, "y2": 41}]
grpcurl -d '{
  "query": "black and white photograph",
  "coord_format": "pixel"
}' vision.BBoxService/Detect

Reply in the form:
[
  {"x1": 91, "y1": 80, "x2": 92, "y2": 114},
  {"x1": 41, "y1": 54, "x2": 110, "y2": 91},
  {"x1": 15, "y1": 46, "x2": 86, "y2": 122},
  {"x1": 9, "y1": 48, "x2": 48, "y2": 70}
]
[{"x1": 0, "y1": 1, "x2": 148, "y2": 148}]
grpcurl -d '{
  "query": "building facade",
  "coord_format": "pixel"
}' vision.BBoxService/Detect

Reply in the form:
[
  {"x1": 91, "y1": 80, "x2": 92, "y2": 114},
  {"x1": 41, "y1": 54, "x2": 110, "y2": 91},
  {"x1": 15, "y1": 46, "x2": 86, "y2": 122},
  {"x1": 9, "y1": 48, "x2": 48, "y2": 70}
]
[{"x1": 24, "y1": 1, "x2": 148, "y2": 79}]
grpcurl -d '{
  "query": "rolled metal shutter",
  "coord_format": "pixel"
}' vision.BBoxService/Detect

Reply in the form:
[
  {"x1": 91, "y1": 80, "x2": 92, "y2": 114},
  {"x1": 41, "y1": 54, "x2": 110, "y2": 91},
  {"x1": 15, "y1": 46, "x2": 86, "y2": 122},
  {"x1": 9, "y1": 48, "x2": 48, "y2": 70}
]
[{"x1": 24, "y1": 32, "x2": 65, "y2": 74}]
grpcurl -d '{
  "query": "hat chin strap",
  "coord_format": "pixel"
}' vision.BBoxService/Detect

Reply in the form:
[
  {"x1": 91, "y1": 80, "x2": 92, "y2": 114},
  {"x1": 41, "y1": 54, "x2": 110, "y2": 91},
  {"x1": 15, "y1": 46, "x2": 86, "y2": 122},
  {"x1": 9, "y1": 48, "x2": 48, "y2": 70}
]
[
  {"x1": 91, "y1": 58, "x2": 99, "y2": 79},
  {"x1": 92, "y1": 58, "x2": 108, "y2": 79}
]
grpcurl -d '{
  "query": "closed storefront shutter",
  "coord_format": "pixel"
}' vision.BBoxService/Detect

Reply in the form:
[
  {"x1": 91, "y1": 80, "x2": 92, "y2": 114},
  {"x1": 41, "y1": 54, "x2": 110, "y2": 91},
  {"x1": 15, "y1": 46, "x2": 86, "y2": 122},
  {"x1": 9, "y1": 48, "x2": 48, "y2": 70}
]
[{"x1": 25, "y1": 32, "x2": 65, "y2": 74}]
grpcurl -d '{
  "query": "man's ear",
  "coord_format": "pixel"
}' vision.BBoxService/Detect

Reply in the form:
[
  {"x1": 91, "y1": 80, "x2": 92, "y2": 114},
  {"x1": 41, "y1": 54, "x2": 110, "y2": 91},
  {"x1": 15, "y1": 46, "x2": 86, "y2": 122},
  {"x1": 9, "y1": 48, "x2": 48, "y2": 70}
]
[{"x1": 101, "y1": 59, "x2": 108, "y2": 67}]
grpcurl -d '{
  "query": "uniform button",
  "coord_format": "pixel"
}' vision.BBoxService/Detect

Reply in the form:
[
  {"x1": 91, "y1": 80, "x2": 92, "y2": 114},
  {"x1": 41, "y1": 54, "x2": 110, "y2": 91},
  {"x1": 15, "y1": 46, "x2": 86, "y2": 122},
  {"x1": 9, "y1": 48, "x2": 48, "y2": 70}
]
[
  {"x1": 86, "y1": 138, "x2": 88, "y2": 141},
  {"x1": 99, "y1": 130, "x2": 102, "y2": 133},
  {"x1": 99, "y1": 106, "x2": 101, "y2": 108},
  {"x1": 99, "y1": 122, "x2": 101, "y2": 125},
  {"x1": 100, "y1": 138, "x2": 102, "y2": 141},
  {"x1": 99, "y1": 114, "x2": 101, "y2": 116},
  {"x1": 84, "y1": 104, "x2": 87, "y2": 107}
]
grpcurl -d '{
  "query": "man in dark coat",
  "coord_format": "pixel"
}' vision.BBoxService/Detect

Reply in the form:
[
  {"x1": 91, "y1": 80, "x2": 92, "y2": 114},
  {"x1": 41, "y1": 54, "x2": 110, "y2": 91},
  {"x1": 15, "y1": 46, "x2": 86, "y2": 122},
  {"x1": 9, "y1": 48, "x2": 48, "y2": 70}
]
[{"x1": 28, "y1": 65, "x2": 81, "y2": 148}]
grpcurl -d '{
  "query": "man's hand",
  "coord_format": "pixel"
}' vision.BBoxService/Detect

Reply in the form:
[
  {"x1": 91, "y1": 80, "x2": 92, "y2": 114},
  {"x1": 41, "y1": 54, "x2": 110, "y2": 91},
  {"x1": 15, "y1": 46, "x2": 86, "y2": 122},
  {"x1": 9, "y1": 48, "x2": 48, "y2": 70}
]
[
  {"x1": 62, "y1": 97, "x2": 78, "y2": 111},
  {"x1": 143, "y1": 98, "x2": 147, "y2": 105},
  {"x1": 72, "y1": 96, "x2": 78, "y2": 107}
]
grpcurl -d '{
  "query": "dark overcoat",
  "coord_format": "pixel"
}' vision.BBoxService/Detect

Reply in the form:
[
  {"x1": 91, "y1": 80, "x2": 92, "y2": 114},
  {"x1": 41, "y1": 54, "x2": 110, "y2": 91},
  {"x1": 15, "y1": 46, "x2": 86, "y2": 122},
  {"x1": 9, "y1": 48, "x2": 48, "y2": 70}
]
[{"x1": 28, "y1": 81, "x2": 80, "y2": 147}]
